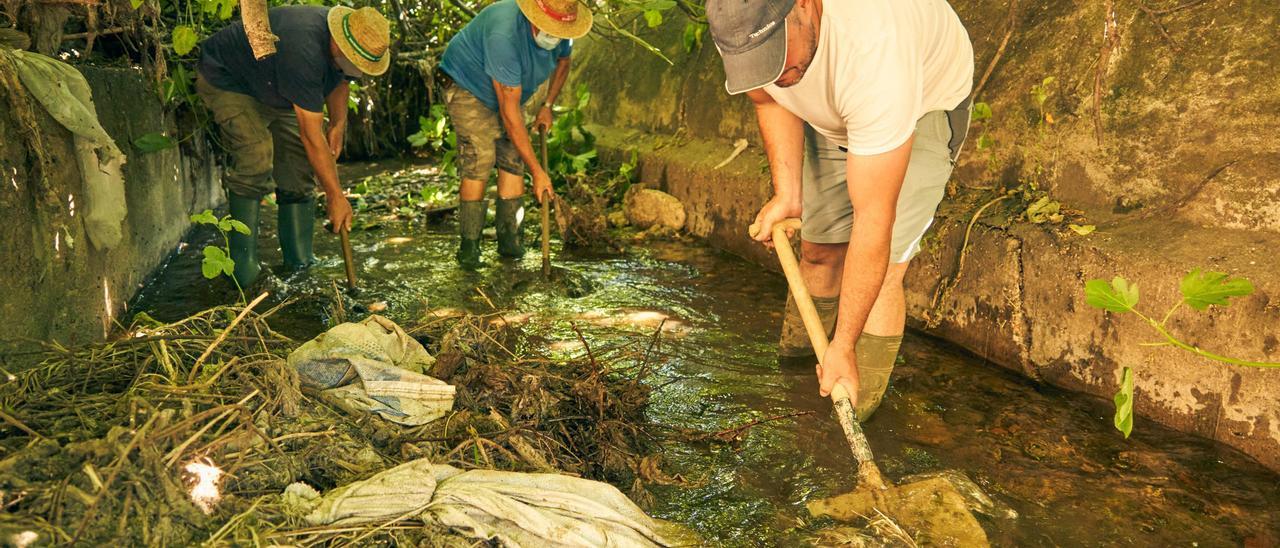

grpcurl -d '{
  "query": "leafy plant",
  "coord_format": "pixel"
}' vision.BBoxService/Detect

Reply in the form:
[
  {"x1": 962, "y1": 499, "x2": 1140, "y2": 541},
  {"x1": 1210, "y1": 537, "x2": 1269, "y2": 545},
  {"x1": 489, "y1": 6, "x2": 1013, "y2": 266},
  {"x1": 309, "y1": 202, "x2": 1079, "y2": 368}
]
[
  {"x1": 545, "y1": 83, "x2": 599, "y2": 187},
  {"x1": 1084, "y1": 270, "x2": 1279, "y2": 437},
  {"x1": 408, "y1": 104, "x2": 457, "y2": 176},
  {"x1": 190, "y1": 209, "x2": 249, "y2": 302},
  {"x1": 134, "y1": 132, "x2": 177, "y2": 153},
  {"x1": 1030, "y1": 76, "x2": 1056, "y2": 130}
]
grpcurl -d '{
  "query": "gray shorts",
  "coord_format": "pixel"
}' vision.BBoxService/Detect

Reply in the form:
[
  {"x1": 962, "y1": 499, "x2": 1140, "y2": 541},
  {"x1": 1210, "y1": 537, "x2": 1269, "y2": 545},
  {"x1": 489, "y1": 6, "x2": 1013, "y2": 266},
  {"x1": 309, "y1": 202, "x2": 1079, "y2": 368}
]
[{"x1": 801, "y1": 98, "x2": 971, "y2": 263}]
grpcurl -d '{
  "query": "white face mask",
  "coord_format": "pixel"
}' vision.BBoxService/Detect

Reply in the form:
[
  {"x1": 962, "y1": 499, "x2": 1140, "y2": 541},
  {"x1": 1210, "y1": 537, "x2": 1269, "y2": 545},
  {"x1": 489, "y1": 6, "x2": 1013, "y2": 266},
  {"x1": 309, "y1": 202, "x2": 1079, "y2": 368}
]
[{"x1": 534, "y1": 30, "x2": 562, "y2": 51}]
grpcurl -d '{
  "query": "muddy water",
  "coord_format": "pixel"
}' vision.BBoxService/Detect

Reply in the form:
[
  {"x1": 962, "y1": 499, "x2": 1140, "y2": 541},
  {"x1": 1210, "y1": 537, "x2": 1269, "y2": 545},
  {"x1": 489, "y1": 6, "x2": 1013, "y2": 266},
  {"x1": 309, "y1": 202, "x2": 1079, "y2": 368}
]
[{"x1": 132, "y1": 170, "x2": 1279, "y2": 546}]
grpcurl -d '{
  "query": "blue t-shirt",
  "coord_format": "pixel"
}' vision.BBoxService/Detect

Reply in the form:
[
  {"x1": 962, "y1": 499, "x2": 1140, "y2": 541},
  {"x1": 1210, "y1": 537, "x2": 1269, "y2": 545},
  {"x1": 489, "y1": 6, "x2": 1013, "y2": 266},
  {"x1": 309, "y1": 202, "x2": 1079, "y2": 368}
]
[
  {"x1": 199, "y1": 5, "x2": 347, "y2": 112},
  {"x1": 439, "y1": 0, "x2": 572, "y2": 112}
]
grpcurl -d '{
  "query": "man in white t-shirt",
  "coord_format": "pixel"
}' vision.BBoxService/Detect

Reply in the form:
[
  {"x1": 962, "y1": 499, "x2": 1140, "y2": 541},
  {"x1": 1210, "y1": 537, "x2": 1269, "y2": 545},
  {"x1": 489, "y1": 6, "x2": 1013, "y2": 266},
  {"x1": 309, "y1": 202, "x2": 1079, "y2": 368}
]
[{"x1": 707, "y1": 0, "x2": 974, "y2": 419}]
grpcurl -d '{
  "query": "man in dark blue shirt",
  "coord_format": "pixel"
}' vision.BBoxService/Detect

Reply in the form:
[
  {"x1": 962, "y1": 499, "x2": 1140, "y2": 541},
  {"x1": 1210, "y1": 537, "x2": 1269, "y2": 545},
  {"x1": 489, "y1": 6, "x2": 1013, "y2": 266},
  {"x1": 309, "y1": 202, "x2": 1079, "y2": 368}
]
[
  {"x1": 439, "y1": 0, "x2": 591, "y2": 269},
  {"x1": 197, "y1": 6, "x2": 390, "y2": 287}
]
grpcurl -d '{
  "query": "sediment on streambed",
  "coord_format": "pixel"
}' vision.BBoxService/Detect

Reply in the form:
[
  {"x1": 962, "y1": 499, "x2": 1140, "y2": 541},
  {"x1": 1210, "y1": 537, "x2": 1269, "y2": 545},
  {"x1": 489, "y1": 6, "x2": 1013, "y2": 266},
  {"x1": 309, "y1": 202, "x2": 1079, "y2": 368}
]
[{"x1": 0, "y1": 299, "x2": 690, "y2": 545}]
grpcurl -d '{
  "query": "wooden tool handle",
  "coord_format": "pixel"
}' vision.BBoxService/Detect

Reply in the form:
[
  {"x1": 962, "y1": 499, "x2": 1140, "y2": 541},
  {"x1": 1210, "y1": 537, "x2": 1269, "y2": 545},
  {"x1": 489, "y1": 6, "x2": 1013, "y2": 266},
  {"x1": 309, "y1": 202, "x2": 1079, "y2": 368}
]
[
  {"x1": 340, "y1": 227, "x2": 357, "y2": 290},
  {"x1": 540, "y1": 131, "x2": 551, "y2": 279},
  {"x1": 754, "y1": 218, "x2": 887, "y2": 490}
]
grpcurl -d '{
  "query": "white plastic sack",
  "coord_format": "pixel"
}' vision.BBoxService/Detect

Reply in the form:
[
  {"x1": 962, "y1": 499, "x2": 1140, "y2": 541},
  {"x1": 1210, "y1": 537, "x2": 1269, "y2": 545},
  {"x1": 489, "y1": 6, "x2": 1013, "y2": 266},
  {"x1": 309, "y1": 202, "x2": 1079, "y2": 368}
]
[
  {"x1": 292, "y1": 459, "x2": 668, "y2": 548},
  {"x1": 288, "y1": 315, "x2": 454, "y2": 425},
  {"x1": 2, "y1": 49, "x2": 127, "y2": 250}
]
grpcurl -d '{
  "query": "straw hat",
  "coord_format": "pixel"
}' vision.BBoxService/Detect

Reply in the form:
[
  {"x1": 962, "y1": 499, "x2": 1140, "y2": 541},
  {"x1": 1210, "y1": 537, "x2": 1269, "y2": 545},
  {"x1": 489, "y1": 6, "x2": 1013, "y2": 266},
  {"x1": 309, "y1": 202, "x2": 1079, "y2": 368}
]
[
  {"x1": 516, "y1": 0, "x2": 593, "y2": 39},
  {"x1": 328, "y1": 6, "x2": 391, "y2": 76}
]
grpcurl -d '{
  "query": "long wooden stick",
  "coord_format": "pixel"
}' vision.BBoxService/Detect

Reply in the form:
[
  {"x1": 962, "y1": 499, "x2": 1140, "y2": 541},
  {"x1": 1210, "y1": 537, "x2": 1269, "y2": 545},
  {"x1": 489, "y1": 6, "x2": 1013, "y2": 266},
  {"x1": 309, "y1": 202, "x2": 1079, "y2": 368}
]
[
  {"x1": 753, "y1": 218, "x2": 887, "y2": 490},
  {"x1": 540, "y1": 130, "x2": 552, "y2": 279},
  {"x1": 340, "y1": 228, "x2": 358, "y2": 290}
]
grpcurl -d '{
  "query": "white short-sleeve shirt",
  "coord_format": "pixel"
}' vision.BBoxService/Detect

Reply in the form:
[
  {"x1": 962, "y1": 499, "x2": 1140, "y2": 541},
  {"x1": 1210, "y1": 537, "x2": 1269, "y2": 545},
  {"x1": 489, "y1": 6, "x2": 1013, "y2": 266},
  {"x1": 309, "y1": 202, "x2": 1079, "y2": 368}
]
[{"x1": 765, "y1": 0, "x2": 974, "y2": 156}]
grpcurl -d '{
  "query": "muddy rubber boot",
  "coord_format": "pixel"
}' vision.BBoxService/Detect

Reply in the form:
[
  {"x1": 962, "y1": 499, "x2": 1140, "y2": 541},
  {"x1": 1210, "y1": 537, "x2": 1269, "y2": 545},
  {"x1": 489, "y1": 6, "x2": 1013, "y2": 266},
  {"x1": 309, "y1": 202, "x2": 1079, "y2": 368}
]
[
  {"x1": 277, "y1": 196, "x2": 317, "y2": 270},
  {"x1": 495, "y1": 196, "x2": 526, "y2": 259},
  {"x1": 227, "y1": 193, "x2": 263, "y2": 287},
  {"x1": 456, "y1": 199, "x2": 487, "y2": 270},
  {"x1": 853, "y1": 333, "x2": 903, "y2": 421},
  {"x1": 779, "y1": 293, "x2": 840, "y2": 357}
]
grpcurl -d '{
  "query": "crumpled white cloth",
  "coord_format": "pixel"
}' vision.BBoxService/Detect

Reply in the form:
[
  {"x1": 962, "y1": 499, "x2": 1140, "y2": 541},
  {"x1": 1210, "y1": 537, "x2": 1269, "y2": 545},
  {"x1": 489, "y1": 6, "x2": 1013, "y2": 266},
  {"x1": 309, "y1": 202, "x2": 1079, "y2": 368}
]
[
  {"x1": 1, "y1": 48, "x2": 127, "y2": 250},
  {"x1": 288, "y1": 315, "x2": 454, "y2": 425},
  {"x1": 292, "y1": 459, "x2": 667, "y2": 547}
]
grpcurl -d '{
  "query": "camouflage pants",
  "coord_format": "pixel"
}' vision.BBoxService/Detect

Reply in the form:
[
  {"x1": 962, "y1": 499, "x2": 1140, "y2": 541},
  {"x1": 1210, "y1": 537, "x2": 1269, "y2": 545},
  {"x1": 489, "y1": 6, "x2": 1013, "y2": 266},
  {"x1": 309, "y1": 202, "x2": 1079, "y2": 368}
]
[
  {"x1": 196, "y1": 75, "x2": 315, "y2": 200},
  {"x1": 443, "y1": 83, "x2": 524, "y2": 182}
]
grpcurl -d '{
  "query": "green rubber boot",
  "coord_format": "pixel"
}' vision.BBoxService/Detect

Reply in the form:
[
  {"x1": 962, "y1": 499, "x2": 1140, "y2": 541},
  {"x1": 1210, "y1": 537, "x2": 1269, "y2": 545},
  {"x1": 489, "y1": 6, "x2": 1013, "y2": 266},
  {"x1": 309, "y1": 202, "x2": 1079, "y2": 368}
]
[
  {"x1": 227, "y1": 193, "x2": 263, "y2": 287},
  {"x1": 457, "y1": 199, "x2": 487, "y2": 270},
  {"x1": 495, "y1": 196, "x2": 526, "y2": 259},
  {"x1": 277, "y1": 196, "x2": 317, "y2": 270}
]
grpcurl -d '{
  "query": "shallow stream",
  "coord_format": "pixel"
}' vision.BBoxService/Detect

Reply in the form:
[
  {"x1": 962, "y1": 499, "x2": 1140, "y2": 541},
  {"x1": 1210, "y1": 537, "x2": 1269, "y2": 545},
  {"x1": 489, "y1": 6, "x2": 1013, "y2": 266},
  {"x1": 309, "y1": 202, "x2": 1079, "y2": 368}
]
[{"x1": 130, "y1": 163, "x2": 1280, "y2": 546}]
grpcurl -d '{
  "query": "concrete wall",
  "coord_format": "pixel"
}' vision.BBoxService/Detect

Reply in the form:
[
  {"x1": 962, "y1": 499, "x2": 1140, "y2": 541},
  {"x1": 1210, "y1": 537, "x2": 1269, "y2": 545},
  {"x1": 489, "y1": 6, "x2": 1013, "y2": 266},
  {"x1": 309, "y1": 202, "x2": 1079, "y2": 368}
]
[
  {"x1": 567, "y1": 2, "x2": 1280, "y2": 471},
  {"x1": 0, "y1": 65, "x2": 221, "y2": 346}
]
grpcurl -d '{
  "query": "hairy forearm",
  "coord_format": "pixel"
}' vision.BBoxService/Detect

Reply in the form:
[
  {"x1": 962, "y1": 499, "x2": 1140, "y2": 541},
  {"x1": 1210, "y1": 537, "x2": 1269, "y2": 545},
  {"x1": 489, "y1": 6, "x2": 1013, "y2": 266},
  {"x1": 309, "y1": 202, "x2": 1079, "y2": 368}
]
[
  {"x1": 752, "y1": 100, "x2": 805, "y2": 200},
  {"x1": 832, "y1": 218, "x2": 892, "y2": 346},
  {"x1": 300, "y1": 129, "x2": 342, "y2": 195}
]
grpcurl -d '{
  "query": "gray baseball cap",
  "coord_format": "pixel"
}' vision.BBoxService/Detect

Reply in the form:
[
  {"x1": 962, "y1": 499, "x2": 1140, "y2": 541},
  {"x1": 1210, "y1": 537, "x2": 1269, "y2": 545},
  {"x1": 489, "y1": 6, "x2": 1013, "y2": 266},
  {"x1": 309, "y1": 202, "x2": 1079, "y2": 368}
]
[{"x1": 706, "y1": 0, "x2": 795, "y2": 95}]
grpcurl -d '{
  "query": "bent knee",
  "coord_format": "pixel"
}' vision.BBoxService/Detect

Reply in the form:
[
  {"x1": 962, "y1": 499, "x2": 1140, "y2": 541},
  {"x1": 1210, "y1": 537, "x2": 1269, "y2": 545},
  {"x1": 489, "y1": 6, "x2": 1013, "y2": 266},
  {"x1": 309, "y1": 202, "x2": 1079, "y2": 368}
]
[{"x1": 800, "y1": 241, "x2": 845, "y2": 266}]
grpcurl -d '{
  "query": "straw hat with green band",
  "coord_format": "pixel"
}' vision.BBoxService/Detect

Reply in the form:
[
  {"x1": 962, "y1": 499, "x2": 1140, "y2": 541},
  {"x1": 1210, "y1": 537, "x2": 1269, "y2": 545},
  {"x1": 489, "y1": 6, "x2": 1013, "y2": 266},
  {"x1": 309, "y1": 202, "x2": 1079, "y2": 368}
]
[
  {"x1": 328, "y1": 6, "x2": 391, "y2": 76},
  {"x1": 516, "y1": 0, "x2": 593, "y2": 39}
]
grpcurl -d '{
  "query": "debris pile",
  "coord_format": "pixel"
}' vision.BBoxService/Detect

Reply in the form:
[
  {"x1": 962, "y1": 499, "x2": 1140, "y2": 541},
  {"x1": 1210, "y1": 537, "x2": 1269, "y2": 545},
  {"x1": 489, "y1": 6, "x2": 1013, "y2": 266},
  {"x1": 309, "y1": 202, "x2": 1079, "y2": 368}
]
[{"x1": 0, "y1": 298, "x2": 680, "y2": 546}]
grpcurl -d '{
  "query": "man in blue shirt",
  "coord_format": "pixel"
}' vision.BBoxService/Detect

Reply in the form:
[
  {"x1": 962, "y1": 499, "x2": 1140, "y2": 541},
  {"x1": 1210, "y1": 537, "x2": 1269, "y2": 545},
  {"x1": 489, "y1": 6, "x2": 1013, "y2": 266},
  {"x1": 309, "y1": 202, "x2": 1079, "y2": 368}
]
[
  {"x1": 197, "y1": 6, "x2": 390, "y2": 287},
  {"x1": 439, "y1": 0, "x2": 591, "y2": 269}
]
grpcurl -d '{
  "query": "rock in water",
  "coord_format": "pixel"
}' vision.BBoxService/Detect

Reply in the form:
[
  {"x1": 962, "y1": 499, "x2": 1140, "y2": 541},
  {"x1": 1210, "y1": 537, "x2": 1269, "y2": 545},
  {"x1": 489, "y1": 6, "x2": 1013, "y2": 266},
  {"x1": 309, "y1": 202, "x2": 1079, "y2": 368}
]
[{"x1": 624, "y1": 187, "x2": 686, "y2": 230}]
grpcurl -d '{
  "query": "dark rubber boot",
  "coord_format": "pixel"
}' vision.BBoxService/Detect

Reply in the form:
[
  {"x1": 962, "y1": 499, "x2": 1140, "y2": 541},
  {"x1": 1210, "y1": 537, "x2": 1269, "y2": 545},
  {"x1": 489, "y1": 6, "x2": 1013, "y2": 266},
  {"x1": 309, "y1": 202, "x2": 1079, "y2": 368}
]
[
  {"x1": 457, "y1": 199, "x2": 487, "y2": 270},
  {"x1": 227, "y1": 193, "x2": 263, "y2": 287},
  {"x1": 277, "y1": 195, "x2": 317, "y2": 270},
  {"x1": 779, "y1": 293, "x2": 840, "y2": 357},
  {"x1": 495, "y1": 196, "x2": 526, "y2": 259}
]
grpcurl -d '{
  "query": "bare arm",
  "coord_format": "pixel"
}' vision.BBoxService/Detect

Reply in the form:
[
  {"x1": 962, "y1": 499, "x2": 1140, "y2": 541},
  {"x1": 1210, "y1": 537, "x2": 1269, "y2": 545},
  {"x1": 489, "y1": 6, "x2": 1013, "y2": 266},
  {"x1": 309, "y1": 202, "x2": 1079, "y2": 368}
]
[
  {"x1": 293, "y1": 105, "x2": 353, "y2": 232},
  {"x1": 746, "y1": 88, "x2": 806, "y2": 245},
  {"x1": 817, "y1": 138, "x2": 913, "y2": 397},
  {"x1": 324, "y1": 81, "x2": 351, "y2": 157},
  {"x1": 533, "y1": 57, "x2": 572, "y2": 132},
  {"x1": 493, "y1": 78, "x2": 554, "y2": 202}
]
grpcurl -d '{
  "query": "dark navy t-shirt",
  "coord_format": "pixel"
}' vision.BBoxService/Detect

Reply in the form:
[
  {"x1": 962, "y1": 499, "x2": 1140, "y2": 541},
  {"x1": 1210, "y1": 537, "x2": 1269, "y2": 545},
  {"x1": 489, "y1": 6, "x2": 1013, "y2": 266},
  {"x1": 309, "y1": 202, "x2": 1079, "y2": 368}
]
[
  {"x1": 199, "y1": 5, "x2": 346, "y2": 112},
  {"x1": 439, "y1": 0, "x2": 572, "y2": 112}
]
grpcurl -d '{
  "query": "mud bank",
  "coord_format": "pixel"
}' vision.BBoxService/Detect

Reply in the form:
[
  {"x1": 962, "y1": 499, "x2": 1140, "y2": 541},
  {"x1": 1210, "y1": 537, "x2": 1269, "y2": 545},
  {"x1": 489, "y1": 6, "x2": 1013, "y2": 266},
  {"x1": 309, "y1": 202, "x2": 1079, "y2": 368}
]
[
  {"x1": 568, "y1": 1, "x2": 1280, "y2": 471},
  {"x1": 0, "y1": 65, "x2": 221, "y2": 345}
]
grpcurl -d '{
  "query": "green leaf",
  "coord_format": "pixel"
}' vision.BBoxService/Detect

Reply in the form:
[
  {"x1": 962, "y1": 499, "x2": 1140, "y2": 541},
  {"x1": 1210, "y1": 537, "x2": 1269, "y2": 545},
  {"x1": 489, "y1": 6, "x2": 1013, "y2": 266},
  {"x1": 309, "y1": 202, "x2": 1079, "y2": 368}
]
[
  {"x1": 130, "y1": 0, "x2": 144, "y2": 9},
  {"x1": 1085, "y1": 276, "x2": 1140, "y2": 313},
  {"x1": 200, "y1": 246, "x2": 234, "y2": 279},
  {"x1": 1179, "y1": 269, "x2": 1254, "y2": 311},
  {"x1": 172, "y1": 25, "x2": 198, "y2": 56},
  {"x1": 682, "y1": 22, "x2": 706, "y2": 52},
  {"x1": 227, "y1": 219, "x2": 251, "y2": 235},
  {"x1": 133, "y1": 132, "x2": 176, "y2": 153},
  {"x1": 972, "y1": 101, "x2": 993, "y2": 122},
  {"x1": 976, "y1": 133, "x2": 994, "y2": 151},
  {"x1": 1113, "y1": 367, "x2": 1134, "y2": 439},
  {"x1": 190, "y1": 209, "x2": 219, "y2": 225},
  {"x1": 1068, "y1": 224, "x2": 1096, "y2": 236},
  {"x1": 643, "y1": 10, "x2": 663, "y2": 28}
]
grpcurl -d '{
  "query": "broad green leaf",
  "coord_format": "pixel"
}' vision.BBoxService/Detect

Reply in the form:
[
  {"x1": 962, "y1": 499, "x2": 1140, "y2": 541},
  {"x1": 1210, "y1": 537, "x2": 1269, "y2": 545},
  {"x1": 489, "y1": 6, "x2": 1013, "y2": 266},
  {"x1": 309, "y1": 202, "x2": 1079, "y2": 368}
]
[
  {"x1": 227, "y1": 219, "x2": 251, "y2": 235},
  {"x1": 130, "y1": 0, "x2": 144, "y2": 9},
  {"x1": 1085, "y1": 276, "x2": 1139, "y2": 313},
  {"x1": 201, "y1": 246, "x2": 234, "y2": 279},
  {"x1": 1113, "y1": 367, "x2": 1134, "y2": 439},
  {"x1": 682, "y1": 22, "x2": 706, "y2": 53},
  {"x1": 1068, "y1": 224, "x2": 1096, "y2": 235},
  {"x1": 973, "y1": 102, "x2": 993, "y2": 122},
  {"x1": 1179, "y1": 269, "x2": 1254, "y2": 311},
  {"x1": 643, "y1": 10, "x2": 663, "y2": 28},
  {"x1": 190, "y1": 209, "x2": 219, "y2": 225},
  {"x1": 134, "y1": 132, "x2": 176, "y2": 153},
  {"x1": 172, "y1": 25, "x2": 198, "y2": 56}
]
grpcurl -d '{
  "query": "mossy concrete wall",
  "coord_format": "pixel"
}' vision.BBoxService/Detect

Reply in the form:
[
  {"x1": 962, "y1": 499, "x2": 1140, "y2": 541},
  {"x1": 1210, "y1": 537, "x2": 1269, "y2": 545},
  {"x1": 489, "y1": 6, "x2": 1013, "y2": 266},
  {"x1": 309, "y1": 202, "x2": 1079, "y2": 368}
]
[
  {"x1": 0, "y1": 66, "x2": 221, "y2": 346},
  {"x1": 567, "y1": 2, "x2": 1280, "y2": 471}
]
